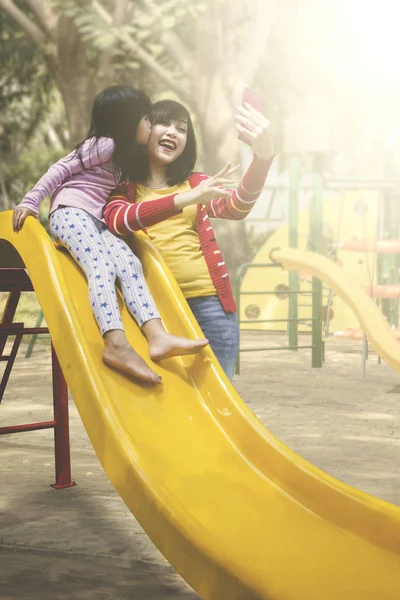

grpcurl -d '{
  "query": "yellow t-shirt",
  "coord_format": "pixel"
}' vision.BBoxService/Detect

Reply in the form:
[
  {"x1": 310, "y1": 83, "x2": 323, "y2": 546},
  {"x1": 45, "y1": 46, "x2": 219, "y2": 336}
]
[{"x1": 136, "y1": 181, "x2": 216, "y2": 298}]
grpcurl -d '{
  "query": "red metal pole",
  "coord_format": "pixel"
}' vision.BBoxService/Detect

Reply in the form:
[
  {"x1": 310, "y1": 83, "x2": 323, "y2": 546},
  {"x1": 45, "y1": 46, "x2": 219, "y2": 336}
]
[
  {"x1": 0, "y1": 291, "x2": 20, "y2": 354},
  {"x1": 50, "y1": 345, "x2": 76, "y2": 490},
  {"x1": 0, "y1": 329, "x2": 23, "y2": 403},
  {"x1": 0, "y1": 421, "x2": 55, "y2": 434}
]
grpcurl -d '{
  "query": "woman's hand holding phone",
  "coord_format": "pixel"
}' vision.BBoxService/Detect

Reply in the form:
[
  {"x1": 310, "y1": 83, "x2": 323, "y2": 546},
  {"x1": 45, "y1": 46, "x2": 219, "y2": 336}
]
[
  {"x1": 236, "y1": 87, "x2": 273, "y2": 161},
  {"x1": 236, "y1": 104, "x2": 273, "y2": 161}
]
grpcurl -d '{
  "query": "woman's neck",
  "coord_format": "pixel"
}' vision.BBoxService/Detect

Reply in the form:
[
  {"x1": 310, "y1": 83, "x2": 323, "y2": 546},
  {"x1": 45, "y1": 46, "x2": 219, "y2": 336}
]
[{"x1": 145, "y1": 162, "x2": 169, "y2": 189}]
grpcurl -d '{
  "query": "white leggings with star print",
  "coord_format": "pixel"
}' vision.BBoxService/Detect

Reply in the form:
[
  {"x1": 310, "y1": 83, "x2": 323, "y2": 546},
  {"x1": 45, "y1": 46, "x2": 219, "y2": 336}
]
[{"x1": 49, "y1": 207, "x2": 160, "y2": 335}]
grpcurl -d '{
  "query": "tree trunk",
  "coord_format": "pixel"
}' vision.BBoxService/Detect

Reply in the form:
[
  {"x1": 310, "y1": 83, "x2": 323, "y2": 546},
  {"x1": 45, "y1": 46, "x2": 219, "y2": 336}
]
[{"x1": 45, "y1": 16, "x2": 115, "y2": 147}]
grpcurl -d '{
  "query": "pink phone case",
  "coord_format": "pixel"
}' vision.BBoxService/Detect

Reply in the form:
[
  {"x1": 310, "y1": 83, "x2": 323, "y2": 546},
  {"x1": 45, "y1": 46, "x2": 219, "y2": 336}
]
[
  {"x1": 239, "y1": 88, "x2": 264, "y2": 145},
  {"x1": 242, "y1": 87, "x2": 264, "y2": 112}
]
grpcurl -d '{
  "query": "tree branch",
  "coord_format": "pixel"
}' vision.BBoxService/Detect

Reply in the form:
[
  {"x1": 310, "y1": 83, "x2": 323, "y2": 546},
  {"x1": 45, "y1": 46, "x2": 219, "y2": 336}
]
[
  {"x1": 158, "y1": 30, "x2": 194, "y2": 76},
  {"x1": 24, "y1": 0, "x2": 56, "y2": 36},
  {"x1": 92, "y1": 0, "x2": 112, "y2": 25},
  {"x1": 113, "y1": 0, "x2": 131, "y2": 24},
  {"x1": 119, "y1": 31, "x2": 191, "y2": 101},
  {"x1": 96, "y1": 0, "x2": 131, "y2": 83},
  {"x1": 0, "y1": 0, "x2": 47, "y2": 48},
  {"x1": 140, "y1": 0, "x2": 194, "y2": 75},
  {"x1": 92, "y1": 0, "x2": 191, "y2": 101}
]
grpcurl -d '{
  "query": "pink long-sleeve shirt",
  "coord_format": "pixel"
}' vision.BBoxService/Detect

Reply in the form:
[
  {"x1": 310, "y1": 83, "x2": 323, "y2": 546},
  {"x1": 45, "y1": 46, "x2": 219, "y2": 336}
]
[{"x1": 18, "y1": 137, "x2": 116, "y2": 221}]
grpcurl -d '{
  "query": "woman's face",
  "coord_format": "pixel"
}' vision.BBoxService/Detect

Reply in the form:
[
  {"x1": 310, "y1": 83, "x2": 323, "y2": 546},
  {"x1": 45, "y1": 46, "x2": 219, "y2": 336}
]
[
  {"x1": 136, "y1": 115, "x2": 152, "y2": 145},
  {"x1": 147, "y1": 118, "x2": 188, "y2": 165}
]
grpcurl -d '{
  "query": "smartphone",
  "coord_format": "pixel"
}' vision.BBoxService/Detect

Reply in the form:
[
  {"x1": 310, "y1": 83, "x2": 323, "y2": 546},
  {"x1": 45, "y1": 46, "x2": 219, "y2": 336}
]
[
  {"x1": 239, "y1": 87, "x2": 265, "y2": 145},
  {"x1": 242, "y1": 87, "x2": 264, "y2": 112}
]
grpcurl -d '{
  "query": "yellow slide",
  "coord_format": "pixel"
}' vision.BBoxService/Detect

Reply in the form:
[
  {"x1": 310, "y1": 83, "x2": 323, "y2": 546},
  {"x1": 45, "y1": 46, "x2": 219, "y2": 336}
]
[
  {"x1": 271, "y1": 248, "x2": 400, "y2": 372},
  {"x1": 240, "y1": 190, "x2": 380, "y2": 333},
  {"x1": 1, "y1": 210, "x2": 400, "y2": 600}
]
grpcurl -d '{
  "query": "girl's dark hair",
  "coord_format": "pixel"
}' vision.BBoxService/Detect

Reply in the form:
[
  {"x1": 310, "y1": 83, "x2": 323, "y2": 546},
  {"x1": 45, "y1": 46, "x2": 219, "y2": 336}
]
[
  {"x1": 150, "y1": 100, "x2": 197, "y2": 185},
  {"x1": 75, "y1": 85, "x2": 151, "y2": 184}
]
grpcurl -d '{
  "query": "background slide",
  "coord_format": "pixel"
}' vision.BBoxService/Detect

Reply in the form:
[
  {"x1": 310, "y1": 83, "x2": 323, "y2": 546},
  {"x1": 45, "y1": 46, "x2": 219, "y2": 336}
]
[
  {"x1": 1, "y1": 210, "x2": 400, "y2": 600},
  {"x1": 271, "y1": 248, "x2": 400, "y2": 373}
]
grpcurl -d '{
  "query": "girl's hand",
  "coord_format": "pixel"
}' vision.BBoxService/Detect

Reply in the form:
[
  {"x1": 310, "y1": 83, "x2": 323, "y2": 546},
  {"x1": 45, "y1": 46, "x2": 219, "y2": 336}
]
[
  {"x1": 12, "y1": 206, "x2": 39, "y2": 232},
  {"x1": 174, "y1": 163, "x2": 240, "y2": 209},
  {"x1": 236, "y1": 104, "x2": 274, "y2": 161}
]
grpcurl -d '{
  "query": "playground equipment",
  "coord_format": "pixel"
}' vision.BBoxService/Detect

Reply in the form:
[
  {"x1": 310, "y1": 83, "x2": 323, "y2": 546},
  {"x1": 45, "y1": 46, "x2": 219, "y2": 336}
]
[
  {"x1": 1, "y1": 210, "x2": 400, "y2": 600},
  {"x1": 270, "y1": 247, "x2": 400, "y2": 371},
  {"x1": 24, "y1": 308, "x2": 49, "y2": 358},
  {"x1": 335, "y1": 327, "x2": 400, "y2": 341},
  {"x1": 237, "y1": 157, "x2": 326, "y2": 372},
  {"x1": 0, "y1": 242, "x2": 75, "y2": 489},
  {"x1": 239, "y1": 170, "x2": 400, "y2": 375},
  {"x1": 240, "y1": 185, "x2": 380, "y2": 334}
]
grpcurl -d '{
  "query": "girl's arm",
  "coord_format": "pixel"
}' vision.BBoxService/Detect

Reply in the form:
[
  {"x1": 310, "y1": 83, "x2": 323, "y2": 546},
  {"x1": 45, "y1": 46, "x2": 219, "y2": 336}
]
[{"x1": 17, "y1": 137, "x2": 115, "y2": 216}]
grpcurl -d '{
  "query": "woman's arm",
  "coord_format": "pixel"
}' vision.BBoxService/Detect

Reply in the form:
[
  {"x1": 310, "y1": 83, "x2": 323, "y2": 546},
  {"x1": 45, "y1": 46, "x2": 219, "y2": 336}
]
[
  {"x1": 201, "y1": 105, "x2": 274, "y2": 220},
  {"x1": 175, "y1": 106, "x2": 274, "y2": 220},
  {"x1": 203, "y1": 154, "x2": 273, "y2": 221},
  {"x1": 104, "y1": 187, "x2": 182, "y2": 235},
  {"x1": 104, "y1": 165, "x2": 236, "y2": 235}
]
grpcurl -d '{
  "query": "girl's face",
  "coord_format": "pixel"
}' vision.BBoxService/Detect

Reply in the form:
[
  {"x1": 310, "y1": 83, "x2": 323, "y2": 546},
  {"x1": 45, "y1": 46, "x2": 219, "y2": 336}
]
[
  {"x1": 147, "y1": 118, "x2": 188, "y2": 165},
  {"x1": 136, "y1": 115, "x2": 152, "y2": 145}
]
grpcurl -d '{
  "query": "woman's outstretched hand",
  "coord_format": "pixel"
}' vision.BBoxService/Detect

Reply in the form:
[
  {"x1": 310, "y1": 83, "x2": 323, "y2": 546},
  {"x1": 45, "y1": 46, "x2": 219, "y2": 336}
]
[
  {"x1": 174, "y1": 163, "x2": 240, "y2": 209},
  {"x1": 236, "y1": 104, "x2": 274, "y2": 161},
  {"x1": 12, "y1": 206, "x2": 39, "y2": 232}
]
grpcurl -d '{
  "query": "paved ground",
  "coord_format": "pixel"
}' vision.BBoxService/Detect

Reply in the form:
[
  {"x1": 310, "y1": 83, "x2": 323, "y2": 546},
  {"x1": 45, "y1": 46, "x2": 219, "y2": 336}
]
[
  {"x1": 1, "y1": 333, "x2": 399, "y2": 599},
  {"x1": 0, "y1": 546, "x2": 197, "y2": 600}
]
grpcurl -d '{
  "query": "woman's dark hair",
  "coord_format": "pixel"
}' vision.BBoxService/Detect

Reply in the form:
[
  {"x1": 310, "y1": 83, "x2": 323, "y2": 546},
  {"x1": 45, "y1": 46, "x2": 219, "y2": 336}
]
[
  {"x1": 74, "y1": 85, "x2": 151, "y2": 184},
  {"x1": 150, "y1": 100, "x2": 197, "y2": 185}
]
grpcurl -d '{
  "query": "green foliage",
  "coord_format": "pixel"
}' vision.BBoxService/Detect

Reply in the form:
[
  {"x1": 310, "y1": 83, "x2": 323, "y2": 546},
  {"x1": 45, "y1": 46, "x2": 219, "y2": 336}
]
[
  {"x1": 0, "y1": 11, "x2": 53, "y2": 156},
  {"x1": 0, "y1": 9, "x2": 57, "y2": 211},
  {"x1": 55, "y1": 0, "x2": 207, "y2": 79},
  {"x1": 6, "y1": 141, "x2": 62, "y2": 209}
]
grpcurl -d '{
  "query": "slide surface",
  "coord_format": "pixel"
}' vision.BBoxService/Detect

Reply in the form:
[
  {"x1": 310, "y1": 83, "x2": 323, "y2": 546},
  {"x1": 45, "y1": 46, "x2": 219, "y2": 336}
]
[
  {"x1": 240, "y1": 190, "x2": 380, "y2": 333},
  {"x1": 271, "y1": 248, "x2": 400, "y2": 372},
  {"x1": 1, "y1": 211, "x2": 400, "y2": 600}
]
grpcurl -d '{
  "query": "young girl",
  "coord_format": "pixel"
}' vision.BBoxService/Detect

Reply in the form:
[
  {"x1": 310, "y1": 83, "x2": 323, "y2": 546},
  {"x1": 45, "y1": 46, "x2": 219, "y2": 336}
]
[
  {"x1": 12, "y1": 86, "x2": 210, "y2": 385},
  {"x1": 104, "y1": 99, "x2": 274, "y2": 380}
]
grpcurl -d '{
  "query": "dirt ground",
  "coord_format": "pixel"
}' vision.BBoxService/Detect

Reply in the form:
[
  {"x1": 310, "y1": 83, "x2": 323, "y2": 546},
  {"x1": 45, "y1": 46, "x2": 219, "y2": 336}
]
[{"x1": 1, "y1": 332, "x2": 399, "y2": 599}]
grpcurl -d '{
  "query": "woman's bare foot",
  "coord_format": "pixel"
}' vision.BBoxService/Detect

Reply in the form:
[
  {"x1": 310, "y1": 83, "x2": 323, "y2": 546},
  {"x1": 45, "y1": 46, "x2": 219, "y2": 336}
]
[
  {"x1": 103, "y1": 330, "x2": 162, "y2": 385},
  {"x1": 148, "y1": 333, "x2": 209, "y2": 361}
]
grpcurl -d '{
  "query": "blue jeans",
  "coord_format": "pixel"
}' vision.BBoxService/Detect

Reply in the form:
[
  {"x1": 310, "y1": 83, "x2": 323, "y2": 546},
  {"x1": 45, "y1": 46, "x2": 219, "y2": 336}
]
[{"x1": 187, "y1": 296, "x2": 239, "y2": 380}]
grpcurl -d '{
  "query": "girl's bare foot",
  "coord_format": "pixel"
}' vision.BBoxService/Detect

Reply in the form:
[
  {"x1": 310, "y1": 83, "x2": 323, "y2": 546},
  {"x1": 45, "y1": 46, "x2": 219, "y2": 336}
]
[
  {"x1": 103, "y1": 330, "x2": 161, "y2": 384},
  {"x1": 148, "y1": 333, "x2": 209, "y2": 361},
  {"x1": 141, "y1": 318, "x2": 208, "y2": 361}
]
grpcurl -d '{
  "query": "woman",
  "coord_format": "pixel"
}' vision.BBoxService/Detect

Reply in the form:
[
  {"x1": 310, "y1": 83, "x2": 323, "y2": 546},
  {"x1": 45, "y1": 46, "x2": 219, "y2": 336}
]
[{"x1": 104, "y1": 99, "x2": 274, "y2": 379}]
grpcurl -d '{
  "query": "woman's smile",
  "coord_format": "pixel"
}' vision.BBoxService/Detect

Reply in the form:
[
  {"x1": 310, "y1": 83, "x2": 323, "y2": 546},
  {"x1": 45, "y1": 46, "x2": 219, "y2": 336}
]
[{"x1": 148, "y1": 119, "x2": 188, "y2": 164}]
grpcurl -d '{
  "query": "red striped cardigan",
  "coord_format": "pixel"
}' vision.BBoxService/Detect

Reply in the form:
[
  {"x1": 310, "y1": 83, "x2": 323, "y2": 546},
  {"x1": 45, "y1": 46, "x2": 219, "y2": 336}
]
[{"x1": 104, "y1": 155, "x2": 273, "y2": 312}]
